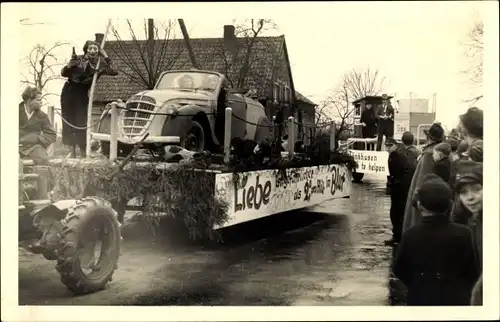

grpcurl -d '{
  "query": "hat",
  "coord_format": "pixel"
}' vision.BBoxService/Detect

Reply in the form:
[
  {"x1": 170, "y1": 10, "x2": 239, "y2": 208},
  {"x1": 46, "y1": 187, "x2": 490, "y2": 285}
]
[
  {"x1": 384, "y1": 137, "x2": 398, "y2": 146},
  {"x1": 455, "y1": 160, "x2": 483, "y2": 191},
  {"x1": 382, "y1": 94, "x2": 388, "y2": 99},
  {"x1": 434, "y1": 142, "x2": 451, "y2": 156},
  {"x1": 402, "y1": 131, "x2": 414, "y2": 144},
  {"x1": 459, "y1": 107, "x2": 483, "y2": 138},
  {"x1": 424, "y1": 123, "x2": 445, "y2": 142},
  {"x1": 469, "y1": 139, "x2": 483, "y2": 162},
  {"x1": 417, "y1": 174, "x2": 453, "y2": 213}
]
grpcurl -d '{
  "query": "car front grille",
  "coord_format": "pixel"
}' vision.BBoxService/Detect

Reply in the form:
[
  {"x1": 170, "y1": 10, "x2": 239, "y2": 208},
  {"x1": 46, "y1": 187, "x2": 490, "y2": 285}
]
[{"x1": 121, "y1": 95, "x2": 157, "y2": 137}]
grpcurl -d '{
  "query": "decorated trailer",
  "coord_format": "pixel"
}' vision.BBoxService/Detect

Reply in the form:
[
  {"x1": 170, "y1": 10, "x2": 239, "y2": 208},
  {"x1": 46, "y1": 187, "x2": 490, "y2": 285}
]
[{"x1": 20, "y1": 69, "x2": 355, "y2": 295}]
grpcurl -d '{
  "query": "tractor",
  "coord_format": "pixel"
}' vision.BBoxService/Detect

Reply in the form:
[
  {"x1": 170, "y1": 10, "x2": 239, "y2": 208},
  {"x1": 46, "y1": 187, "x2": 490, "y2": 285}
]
[{"x1": 18, "y1": 151, "x2": 122, "y2": 295}]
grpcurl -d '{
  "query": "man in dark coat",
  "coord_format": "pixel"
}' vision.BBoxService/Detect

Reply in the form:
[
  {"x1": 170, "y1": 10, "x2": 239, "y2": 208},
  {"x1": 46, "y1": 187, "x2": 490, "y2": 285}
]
[
  {"x1": 19, "y1": 87, "x2": 57, "y2": 165},
  {"x1": 402, "y1": 122, "x2": 445, "y2": 234},
  {"x1": 385, "y1": 137, "x2": 412, "y2": 245},
  {"x1": 393, "y1": 174, "x2": 480, "y2": 305},
  {"x1": 375, "y1": 94, "x2": 395, "y2": 151},
  {"x1": 360, "y1": 103, "x2": 377, "y2": 150},
  {"x1": 402, "y1": 131, "x2": 420, "y2": 173}
]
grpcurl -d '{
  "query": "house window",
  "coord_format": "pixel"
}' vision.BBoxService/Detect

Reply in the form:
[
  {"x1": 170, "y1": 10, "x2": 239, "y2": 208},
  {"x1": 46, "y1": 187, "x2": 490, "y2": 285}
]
[
  {"x1": 354, "y1": 103, "x2": 361, "y2": 116},
  {"x1": 273, "y1": 82, "x2": 279, "y2": 102}
]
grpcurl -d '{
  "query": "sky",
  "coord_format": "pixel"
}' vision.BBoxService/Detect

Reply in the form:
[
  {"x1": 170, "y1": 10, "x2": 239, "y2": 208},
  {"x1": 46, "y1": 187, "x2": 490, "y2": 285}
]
[{"x1": 11, "y1": 1, "x2": 489, "y2": 130}]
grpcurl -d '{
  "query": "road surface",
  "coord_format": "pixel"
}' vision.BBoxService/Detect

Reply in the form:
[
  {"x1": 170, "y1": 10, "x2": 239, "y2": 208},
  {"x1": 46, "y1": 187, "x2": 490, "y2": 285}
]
[{"x1": 19, "y1": 173, "x2": 403, "y2": 305}]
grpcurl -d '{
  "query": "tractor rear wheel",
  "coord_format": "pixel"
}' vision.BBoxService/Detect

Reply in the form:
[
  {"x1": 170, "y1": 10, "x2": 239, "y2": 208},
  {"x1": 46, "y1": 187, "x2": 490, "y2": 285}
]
[{"x1": 55, "y1": 196, "x2": 122, "y2": 295}]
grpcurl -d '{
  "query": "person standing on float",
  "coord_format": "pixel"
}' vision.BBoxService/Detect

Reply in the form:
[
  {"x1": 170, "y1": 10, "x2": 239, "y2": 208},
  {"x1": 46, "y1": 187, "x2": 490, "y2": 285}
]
[
  {"x1": 375, "y1": 94, "x2": 395, "y2": 151},
  {"x1": 360, "y1": 103, "x2": 377, "y2": 150},
  {"x1": 60, "y1": 40, "x2": 118, "y2": 157}
]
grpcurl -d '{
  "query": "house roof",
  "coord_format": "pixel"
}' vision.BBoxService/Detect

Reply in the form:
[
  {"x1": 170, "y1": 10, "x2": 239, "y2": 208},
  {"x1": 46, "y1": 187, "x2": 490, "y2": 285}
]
[
  {"x1": 295, "y1": 91, "x2": 316, "y2": 106},
  {"x1": 352, "y1": 95, "x2": 394, "y2": 105},
  {"x1": 93, "y1": 35, "x2": 313, "y2": 107},
  {"x1": 94, "y1": 36, "x2": 291, "y2": 102}
]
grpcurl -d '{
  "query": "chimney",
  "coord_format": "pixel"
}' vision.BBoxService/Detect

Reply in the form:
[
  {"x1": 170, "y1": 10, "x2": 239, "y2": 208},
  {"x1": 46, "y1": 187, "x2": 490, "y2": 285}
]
[
  {"x1": 223, "y1": 25, "x2": 239, "y2": 54},
  {"x1": 95, "y1": 33, "x2": 104, "y2": 45},
  {"x1": 148, "y1": 19, "x2": 154, "y2": 41},
  {"x1": 223, "y1": 25, "x2": 236, "y2": 41}
]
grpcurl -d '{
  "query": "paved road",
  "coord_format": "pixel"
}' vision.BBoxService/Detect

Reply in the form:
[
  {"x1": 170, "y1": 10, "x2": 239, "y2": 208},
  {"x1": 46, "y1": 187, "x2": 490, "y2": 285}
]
[{"x1": 19, "y1": 173, "x2": 401, "y2": 305}]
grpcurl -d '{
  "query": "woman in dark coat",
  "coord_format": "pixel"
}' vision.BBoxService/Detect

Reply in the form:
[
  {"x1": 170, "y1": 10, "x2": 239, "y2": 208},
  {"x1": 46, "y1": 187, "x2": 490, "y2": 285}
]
[
  {"x1": 60, "y1": 40, "x2": 118, "y2": 157},
  {"x1": 360, "y1": 103, "x2": 377, "y2": 139},
  {"x1": 393, "y1": 174, "x2": 480, "y2": 305}
]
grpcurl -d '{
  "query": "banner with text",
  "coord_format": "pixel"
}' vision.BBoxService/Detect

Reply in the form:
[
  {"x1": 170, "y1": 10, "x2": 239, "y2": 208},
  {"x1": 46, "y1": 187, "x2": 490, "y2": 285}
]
[
  {"x1": 214, "y1": 165, "x2": 352, "y2": 228},
  {"x1": 347, "y1": 150, "x2": 389, "y2": 176}
]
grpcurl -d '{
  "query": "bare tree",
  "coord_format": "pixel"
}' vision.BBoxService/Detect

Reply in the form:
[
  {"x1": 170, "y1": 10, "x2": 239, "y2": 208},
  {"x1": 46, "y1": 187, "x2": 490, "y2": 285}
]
[
  {"x1": 317, "y1": 66, "x2": 386, "y2": 139},
  {"x1": 109, "y1": 19, "x2": 188, "y2": 90},
  {"x1": 462, "y1": 21, "x2": 484, "y2": 105},
  {"x1": 20, "y1": 41, "x2": 69, "y2": 103},
  {"x1": 214, "y1": 19, "x2": 278, "y2": 90}
]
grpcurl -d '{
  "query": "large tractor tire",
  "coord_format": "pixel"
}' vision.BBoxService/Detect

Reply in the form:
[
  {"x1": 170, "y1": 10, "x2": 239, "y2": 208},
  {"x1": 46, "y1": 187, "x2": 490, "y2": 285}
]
[
  {"x1": 55, "y1": 196, "x2": 122, "y2": 295},
  {"x1": 182, "y1": 121, "x2": 205, "y2": 152}
]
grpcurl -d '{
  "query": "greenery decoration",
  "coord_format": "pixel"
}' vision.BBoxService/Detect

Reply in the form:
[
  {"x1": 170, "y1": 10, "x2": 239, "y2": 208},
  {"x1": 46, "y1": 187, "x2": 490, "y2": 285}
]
[{"x1": 48, "y1": 142, "x2": 356, "y2": 241}]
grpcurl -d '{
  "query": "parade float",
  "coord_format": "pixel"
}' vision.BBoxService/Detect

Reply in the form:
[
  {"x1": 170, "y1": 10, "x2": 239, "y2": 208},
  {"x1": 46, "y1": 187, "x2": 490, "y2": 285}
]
[
  {"x1": 18, "y1": 19, "x2": 356, "y2": 295},
  {"x1": 342, "y1": 95, "x2": 434, "y2": 183}
]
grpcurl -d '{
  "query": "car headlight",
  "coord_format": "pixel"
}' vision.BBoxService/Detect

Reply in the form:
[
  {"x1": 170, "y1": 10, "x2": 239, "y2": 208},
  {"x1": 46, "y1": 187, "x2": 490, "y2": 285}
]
[{"x1": 163, "y1": 103, "x2": 180, "y2": 116}]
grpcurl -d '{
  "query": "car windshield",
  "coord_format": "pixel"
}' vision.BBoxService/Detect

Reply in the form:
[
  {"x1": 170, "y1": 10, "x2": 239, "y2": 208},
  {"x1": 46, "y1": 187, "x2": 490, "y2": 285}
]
[{"x1": 156, "y1": 72, "x2": 220, "y2": 92}]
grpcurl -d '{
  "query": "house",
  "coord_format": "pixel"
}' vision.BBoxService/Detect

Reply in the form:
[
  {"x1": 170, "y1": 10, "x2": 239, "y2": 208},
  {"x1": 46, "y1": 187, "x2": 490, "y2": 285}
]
[{"x1": 92, "y1": 25, "x2": 316, "y2": 139}]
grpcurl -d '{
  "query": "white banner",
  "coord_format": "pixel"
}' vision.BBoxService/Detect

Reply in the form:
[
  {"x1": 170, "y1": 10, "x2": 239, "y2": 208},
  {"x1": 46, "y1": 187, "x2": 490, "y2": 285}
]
[
  {"x1": 347, "y1": 150, "x2": 389, "y2": 176},
  {"x1": 214, "y1": 165, "x2": 352, "y2": 228}
]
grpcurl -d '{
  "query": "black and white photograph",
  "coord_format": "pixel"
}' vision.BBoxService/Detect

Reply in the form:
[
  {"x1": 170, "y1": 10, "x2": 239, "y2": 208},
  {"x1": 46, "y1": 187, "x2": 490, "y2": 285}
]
[{"x1": 1, "y1": 1, "x2": 499, "y2": 321}]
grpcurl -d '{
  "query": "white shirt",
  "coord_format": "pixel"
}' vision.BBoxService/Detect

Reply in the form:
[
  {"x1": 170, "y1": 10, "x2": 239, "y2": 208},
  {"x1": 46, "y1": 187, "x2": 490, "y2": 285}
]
[{"x1": 24, "y1": 103, "x2": 34, "y2": 120}]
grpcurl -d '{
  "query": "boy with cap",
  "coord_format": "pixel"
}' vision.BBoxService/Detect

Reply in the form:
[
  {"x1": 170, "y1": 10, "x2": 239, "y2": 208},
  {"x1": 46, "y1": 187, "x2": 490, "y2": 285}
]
[
  {"x1": 452, "y1": 160, "x2": 483, "y2": 268},
  {"x1": 432, "y1": 142, "x2": 452, "y2": 184},
  {"x1": 393, "y1": 174, "x2": 480, "y2": 305}
]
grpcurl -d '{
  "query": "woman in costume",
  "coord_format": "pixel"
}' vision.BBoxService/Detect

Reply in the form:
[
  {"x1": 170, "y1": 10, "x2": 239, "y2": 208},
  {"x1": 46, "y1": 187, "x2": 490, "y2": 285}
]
[{"x1": 60, "y1": 40, "x2": 118, "y2": 157}]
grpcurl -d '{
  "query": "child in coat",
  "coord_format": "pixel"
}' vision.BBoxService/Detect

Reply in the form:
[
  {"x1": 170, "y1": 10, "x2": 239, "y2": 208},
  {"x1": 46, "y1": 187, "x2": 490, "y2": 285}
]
[{"x1": 393, "y1": 174, "x2": 480, "y2": 305}]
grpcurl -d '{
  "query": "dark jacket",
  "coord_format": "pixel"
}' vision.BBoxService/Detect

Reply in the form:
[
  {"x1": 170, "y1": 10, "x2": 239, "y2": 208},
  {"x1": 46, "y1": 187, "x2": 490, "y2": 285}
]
[
  {"x1": 404, "y1": 145, "x2": 420, "y2": 175},
  {"x1": 360, "y1": 108, "x2": 377, "y2": 138},
  {"x1": 452, "y1": 202, "x2": 483, "y2": 269},
  {"x1": 402, "y1": 141, "x2": 440, "y2": 233},
  {"x1": 393, "y1": 215, "x2": 480, "y2": 305},
  {"x1": 388, "y1": 145, "x2": 412, "y2": 190},
  {"x1": 433, "y1": 157, "x2": 452, "y2": 184},
  {"x1": 376, "y1": 102, "x2": 395, "y2": 122},
  {"x1": 61, "y1": 55, "x2": 117, "y2": 85},
  {"x1": 19, "y1": 102, "x2": 57, "y2": 155}
]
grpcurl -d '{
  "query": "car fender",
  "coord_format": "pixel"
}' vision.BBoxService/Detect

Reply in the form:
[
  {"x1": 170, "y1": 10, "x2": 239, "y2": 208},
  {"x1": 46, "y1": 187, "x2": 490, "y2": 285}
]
[{"x1": 161, "y1": 105, "x2": 214, "y2": 140}]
